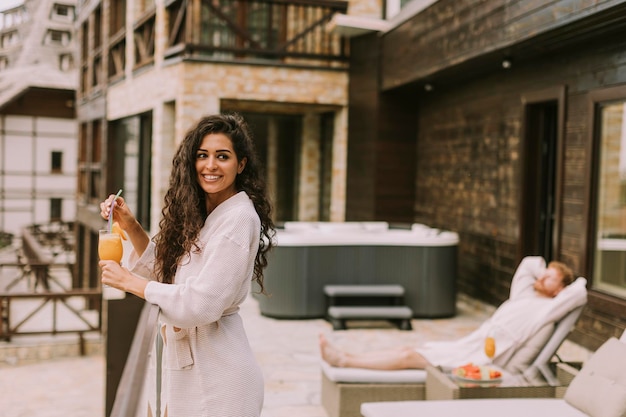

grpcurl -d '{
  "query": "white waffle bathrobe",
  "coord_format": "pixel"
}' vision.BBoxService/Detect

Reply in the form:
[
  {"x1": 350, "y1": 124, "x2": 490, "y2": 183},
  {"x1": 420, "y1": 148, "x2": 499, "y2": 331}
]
[
  {"x1": 128, "y1": 192, "x2": 264, "y2": 417},
  {"x1": 417, "y1": 256, "x2": 588, "y2": 368}
]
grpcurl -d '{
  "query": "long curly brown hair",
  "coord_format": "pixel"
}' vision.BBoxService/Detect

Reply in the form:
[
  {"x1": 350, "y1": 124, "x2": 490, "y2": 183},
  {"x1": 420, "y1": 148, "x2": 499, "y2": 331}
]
[{"x1": 153, "y1": 113, "x2": 275, "y2": 292}]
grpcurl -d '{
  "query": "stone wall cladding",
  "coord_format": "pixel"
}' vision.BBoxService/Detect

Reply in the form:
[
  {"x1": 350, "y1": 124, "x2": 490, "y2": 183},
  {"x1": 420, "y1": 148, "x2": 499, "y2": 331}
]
[
  {"x1": 108, "y1": 62, "x2": 347, "y2": 142},
  {"x1": 107, "y1": 61, "x2": 349, "y2": 221},
  {"x1": 104, "y1": 0, "x2": 355, "y2": 224},
  {"x1": 346, "y1": 0, "x2": 382, "y2": 18}
]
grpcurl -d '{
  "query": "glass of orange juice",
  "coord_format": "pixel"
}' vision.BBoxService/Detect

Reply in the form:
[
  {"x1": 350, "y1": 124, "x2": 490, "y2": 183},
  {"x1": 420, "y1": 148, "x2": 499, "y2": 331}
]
[
  {"x1": 98, "y1": 229, "x2": 123, "y2": 264},
  {"x1": 484, "y1": 334, "x2": 496, "y2": 365}
]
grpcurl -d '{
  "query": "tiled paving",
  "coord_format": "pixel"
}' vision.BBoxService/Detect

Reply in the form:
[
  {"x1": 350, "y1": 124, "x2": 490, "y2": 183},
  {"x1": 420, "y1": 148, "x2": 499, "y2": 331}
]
[
  {"x1": 0, "y1": 295, "x2": 592, "y2": 417},
  {"x1": 0, "y1": 256, "x2": 591, "y2": 417},
  {"x1": 0, "y1": 295, "x2": 491, "y2": 417}
]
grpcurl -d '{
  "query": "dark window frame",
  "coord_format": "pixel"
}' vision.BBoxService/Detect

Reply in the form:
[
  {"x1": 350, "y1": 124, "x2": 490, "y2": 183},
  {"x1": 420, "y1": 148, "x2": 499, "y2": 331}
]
[
  {"x1": 50, "y1": 198, "x2": 62, "y2": 222},
  {"x1": 51, "y1": 150, "x2": 63, "y2": 173},
  {"x1": 584, "y1": 85, "x2": 626, "y2": 304}
]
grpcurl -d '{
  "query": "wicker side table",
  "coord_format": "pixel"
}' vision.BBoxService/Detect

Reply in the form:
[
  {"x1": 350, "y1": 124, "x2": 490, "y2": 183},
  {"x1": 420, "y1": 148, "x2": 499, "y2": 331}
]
[{"x1": 425, "y1": 363, "x2": 579, "y2": 401}]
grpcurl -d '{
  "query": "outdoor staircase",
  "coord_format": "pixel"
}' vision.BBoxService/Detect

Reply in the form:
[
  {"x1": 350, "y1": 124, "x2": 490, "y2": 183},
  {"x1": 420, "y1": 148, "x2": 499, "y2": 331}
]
[{"x1": 324, "y1": 284, "x2": 413, "y2": 330}]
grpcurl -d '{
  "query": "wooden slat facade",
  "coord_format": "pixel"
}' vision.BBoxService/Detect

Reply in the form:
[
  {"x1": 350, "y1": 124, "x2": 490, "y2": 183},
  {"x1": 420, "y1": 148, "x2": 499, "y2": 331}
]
[
  {"x1": 346, "y1": 0, "x2": 626, "y2": 351},
  {"x1": 381, "y1": 0, "x2": 626, "y2": 91},
  {"x1": 345, "y1": 34, "x2": 417, "y2": 222}
]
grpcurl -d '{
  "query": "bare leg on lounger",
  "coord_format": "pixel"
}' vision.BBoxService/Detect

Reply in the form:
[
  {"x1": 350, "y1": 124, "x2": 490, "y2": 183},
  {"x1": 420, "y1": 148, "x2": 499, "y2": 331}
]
[{"x1": 319, "y1": 334, "x2": 430, "y2": 370}]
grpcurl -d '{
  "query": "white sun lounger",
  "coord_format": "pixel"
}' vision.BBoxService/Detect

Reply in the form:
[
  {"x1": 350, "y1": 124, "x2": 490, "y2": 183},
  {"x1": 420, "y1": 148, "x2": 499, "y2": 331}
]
[{"x1": 361, "y1": 331, "x2": 626, "y2": 417}]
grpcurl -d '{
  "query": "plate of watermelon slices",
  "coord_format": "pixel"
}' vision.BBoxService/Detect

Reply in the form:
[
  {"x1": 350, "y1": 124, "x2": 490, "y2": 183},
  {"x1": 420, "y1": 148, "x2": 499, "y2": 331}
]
[{"x1": 452, "y1": 363, "x2": 503, "y2": 383}]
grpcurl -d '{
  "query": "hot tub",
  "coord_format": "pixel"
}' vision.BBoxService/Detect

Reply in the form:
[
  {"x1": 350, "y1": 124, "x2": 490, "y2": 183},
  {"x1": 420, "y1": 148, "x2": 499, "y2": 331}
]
[{"x1": 254, "y1": 222, "x2": 459, "y2": 319}]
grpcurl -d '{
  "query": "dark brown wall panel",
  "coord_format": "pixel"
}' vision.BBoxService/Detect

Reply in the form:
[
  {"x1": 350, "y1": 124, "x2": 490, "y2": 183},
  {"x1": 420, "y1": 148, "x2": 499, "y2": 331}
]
[
  {"x1": 346, "y1": 34, "x2": 380, "y2": 220},
  {"x1": 410, "y1": 36, "x2": 626, "y2": 347},
  {"x1": 346, "y1": 35, "x2": 417, "y2": 222},
  {"x1": 375, "y1": 91, "x2": 417, "y2": 222},
  {"x1": 381, "y1": 0, "x2": 626, "y2": 90},
  {"x1": 3, "y1": 88, "x2": 76, "y2": 119}
]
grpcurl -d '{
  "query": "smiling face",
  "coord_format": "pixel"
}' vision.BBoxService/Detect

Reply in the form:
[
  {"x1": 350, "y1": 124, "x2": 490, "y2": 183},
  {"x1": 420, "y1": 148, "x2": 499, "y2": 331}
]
[
  {"x1": 195, "y1": 133, "x2": 247, "y2": 211},
  {"x1": 533, "y1": 266, "x2": 565, "y2": 298}
]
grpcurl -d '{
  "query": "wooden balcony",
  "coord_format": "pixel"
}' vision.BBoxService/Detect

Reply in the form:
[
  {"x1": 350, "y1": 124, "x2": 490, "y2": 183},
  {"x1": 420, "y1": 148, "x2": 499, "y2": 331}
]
[
  {"x1": 133, "y1": 7, "x2": 156, "y2": 71},
  {"x1": 163, "y1": 0, "x2": 349, "y2": 68}
]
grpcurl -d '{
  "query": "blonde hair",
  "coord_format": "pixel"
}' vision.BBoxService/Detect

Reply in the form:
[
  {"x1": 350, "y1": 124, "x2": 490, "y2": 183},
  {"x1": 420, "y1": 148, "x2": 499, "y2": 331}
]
[{"x1": 548, "y1": 261, "x2": 574, "y2": 286}]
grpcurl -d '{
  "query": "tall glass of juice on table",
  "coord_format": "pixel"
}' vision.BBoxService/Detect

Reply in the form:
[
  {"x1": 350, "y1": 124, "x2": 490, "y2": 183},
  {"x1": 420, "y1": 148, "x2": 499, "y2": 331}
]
[{"x1": 484, "y1": 334, "x2": 496, "y2": 365}]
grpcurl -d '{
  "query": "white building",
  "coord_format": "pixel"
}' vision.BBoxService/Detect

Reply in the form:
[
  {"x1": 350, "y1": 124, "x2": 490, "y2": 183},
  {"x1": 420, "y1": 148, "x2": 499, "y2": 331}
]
[{"x1": 0, "y1": 0, "x2": 77, "y2": 237}]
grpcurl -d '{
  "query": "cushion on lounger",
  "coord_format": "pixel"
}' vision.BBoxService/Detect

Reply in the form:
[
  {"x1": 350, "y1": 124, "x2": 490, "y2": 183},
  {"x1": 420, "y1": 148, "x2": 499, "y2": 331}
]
[
  {"x1": 321, "y1": 323, "x2": 554, "y2": 384},
  {"x1": 360, "y1": 399, "x2": 589, "y2": 417},
  {"x1": 321, "y1": 360, "x2": 427, "y2": 384},
  {"x1": 502, "y1": 322, "x2": 554, "y2": 374},
  {"x1": 564, "y1": 337, "x2": 626, "y2": 417}
]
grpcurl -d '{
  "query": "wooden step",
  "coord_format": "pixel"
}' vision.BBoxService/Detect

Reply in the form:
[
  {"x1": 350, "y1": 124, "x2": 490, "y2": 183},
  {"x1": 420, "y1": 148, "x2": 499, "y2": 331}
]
[
  {"x1": 327, "y1": 306, "x2": 413, "y2": 331},
  {"x1": 324, "y1": 284, "x2": 405, "y2": 297},
  {"x1": 328, "y1": 306, "x2": 413, "y2": 319}
]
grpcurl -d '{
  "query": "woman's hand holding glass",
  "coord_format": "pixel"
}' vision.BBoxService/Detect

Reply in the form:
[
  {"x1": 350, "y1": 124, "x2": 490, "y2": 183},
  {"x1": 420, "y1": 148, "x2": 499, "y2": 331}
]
[
  {"x1": 100, "y1": 195, "x2": 134, "y2": 231},
  {"x1": 99, "y1": 193, "x2": 129, "y2": 291},
  {"x1": 98, "y1": 194, "x2": 150, "y2": 299},
  {"x1": 98, "y1": 226, "x2": 126, "y2": 296}
]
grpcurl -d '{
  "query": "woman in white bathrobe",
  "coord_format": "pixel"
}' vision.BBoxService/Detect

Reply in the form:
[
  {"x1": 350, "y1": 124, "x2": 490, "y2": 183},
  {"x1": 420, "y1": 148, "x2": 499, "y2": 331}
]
[
  {"x1": 99, "y1": 113, "x2": 275, "y2": 417},
  {"x1": 320, "y1": 256, "x2": 587, "y2": 370}
]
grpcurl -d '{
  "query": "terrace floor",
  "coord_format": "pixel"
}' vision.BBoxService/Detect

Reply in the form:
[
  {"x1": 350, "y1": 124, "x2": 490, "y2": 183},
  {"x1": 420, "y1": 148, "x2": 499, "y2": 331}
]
[{"x1": 0, "y1": 288, "x2": 592, "y2": 417}]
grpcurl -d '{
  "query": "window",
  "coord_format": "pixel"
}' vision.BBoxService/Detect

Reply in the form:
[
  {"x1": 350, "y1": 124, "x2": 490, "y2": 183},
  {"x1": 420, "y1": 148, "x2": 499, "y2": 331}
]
[
  {"x1": 51, "y1": 151, "x2": 63, "y2": 173},
  {"x1": 592, "y1": 99, "x2": 626, "y2": 298},
  {"x1": 44, "y1": 29, "x2": 71, "y2": 46},
  {"x1": 50, "y1": 198, "x2": 62, "y2": 222},
  {"x1": 54, "y1": 4, "x2": 70, "y2": 16},
  {"x1": 78, "y1": 120, "x2": 103, "y2": 204},
  {"x1": 80, "y1": 21, "x2": 88, "y2": 94},
  {"x1": 0, "y1": 56, "x2": 8, "y2": 70},
  {"x1": 51, "y1": 3, "x2": 75, "y2": 22},
  {"x1": 94, "y1": 5, "x2": 102, "y2": 48},
  {"x1": 110, "y1": 0, "x2": 126, "y2": 35},
  {"x1": 1, "y1": 8, "x2": 26, "y2": 30},
  {"x1": 59, "y1": 53, "x2": 73, "y2": 71},
  {"x1": 1, "y1": 30, "x2": 19, "y2": 48},
  {"x1": 109, "y1": 112, "x2": 152, "y2": 228},
  {"x1": 199, "y1": 1, "x2": 283, "y2": 60},
  {"x1": 386, "y1": 0, "x2": 413, "y2": 19}
]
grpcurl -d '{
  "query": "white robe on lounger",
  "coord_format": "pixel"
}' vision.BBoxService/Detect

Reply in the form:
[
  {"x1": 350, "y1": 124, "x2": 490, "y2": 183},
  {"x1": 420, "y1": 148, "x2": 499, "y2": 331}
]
[{"x1": 416, "y1": 256, "x2": 587, "y2": 368}]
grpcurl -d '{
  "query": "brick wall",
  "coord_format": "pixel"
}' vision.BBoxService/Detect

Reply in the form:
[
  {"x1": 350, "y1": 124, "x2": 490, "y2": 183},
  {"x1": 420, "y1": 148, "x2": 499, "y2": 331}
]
[
  {"x1": 411, "y1": 36, "x2": 626, "y2": 349},
  {"x1": 107, "y1": 59, "x2": 350, "y2": 223}
]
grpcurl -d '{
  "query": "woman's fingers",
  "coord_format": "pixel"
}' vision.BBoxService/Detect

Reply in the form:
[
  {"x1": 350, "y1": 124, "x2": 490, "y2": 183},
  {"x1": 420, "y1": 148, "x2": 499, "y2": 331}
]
[
  {"x1": 100, "y1": 194, "x2": 127, "y2": 220},
  {"x1": 99, "y1": 260, "x2": 125, "y2": 288},
  {"x1": 100, "y1": 194, "x2": 116, "y2": 219}
]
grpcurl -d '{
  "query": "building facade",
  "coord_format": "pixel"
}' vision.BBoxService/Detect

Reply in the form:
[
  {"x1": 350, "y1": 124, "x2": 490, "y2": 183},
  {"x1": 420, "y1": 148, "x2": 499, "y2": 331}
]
[
  {"x1": 72, "y1": 0, "x2": 626, "y2": 408},
  {"x1": 74, "y1": 0, "x2": 384, "y2": 411},
  {"x1": 342, "y1": 0, "x2": 626, "y2": 349},
  {"x1": 0, "y1": 0, "x2": 78, "y2": 237},
  {"x1": 73, "y1": 0, "x2": 389, "y2": 294}
]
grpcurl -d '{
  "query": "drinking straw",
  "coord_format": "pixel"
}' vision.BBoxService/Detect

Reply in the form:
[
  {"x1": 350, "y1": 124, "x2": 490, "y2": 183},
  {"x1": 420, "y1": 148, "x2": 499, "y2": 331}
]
[{"x1": 108, "y1": 189, "x2": 123, "y2": 232}]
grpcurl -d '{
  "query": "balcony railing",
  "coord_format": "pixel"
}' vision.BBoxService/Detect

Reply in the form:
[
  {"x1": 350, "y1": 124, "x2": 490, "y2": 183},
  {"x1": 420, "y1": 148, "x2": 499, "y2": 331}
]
[
  {"x1": 0, "y1": 290, "x2": 102, "y2": 348},
  {"x1": 0, "y1": 222, "x2": 101, "y2": 349},
  {"x1": 163, "y1": 0, "x2": 349, "y2": 68},
  {"x1": 133, "y1": 8, "x2": 156, "y2": 71},
  {"x1": 108, "y1": 28, "x2": 126, "y2": 81}
]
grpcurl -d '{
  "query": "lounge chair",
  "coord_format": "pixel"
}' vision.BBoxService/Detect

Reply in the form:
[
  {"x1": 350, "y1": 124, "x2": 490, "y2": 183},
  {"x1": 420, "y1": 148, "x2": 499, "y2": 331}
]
[
  {"x1": 360, "y1": 330, "x2": 626, "y2": 417},
  {"x1": 523, "y1": 304, "x2": 585, "y2": 386},
  {"x1": 321, "y1": 274, "x2": 587, "y2": 417}
]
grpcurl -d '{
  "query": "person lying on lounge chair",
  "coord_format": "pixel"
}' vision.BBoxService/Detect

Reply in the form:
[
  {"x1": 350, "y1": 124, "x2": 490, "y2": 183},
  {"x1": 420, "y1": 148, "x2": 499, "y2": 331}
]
[{"x1": 320, "y1": 256, "x2": 587, "y2": 371}]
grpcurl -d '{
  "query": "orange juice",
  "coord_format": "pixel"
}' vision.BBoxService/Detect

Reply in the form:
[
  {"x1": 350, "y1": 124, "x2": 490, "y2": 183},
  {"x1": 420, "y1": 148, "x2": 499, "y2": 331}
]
[
  {"x1": 484, "y1": 336, "x2": 496, "y2": 359},
  {"x1": 98, "y1": 230, "x2": 123, "y2": 263}
]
